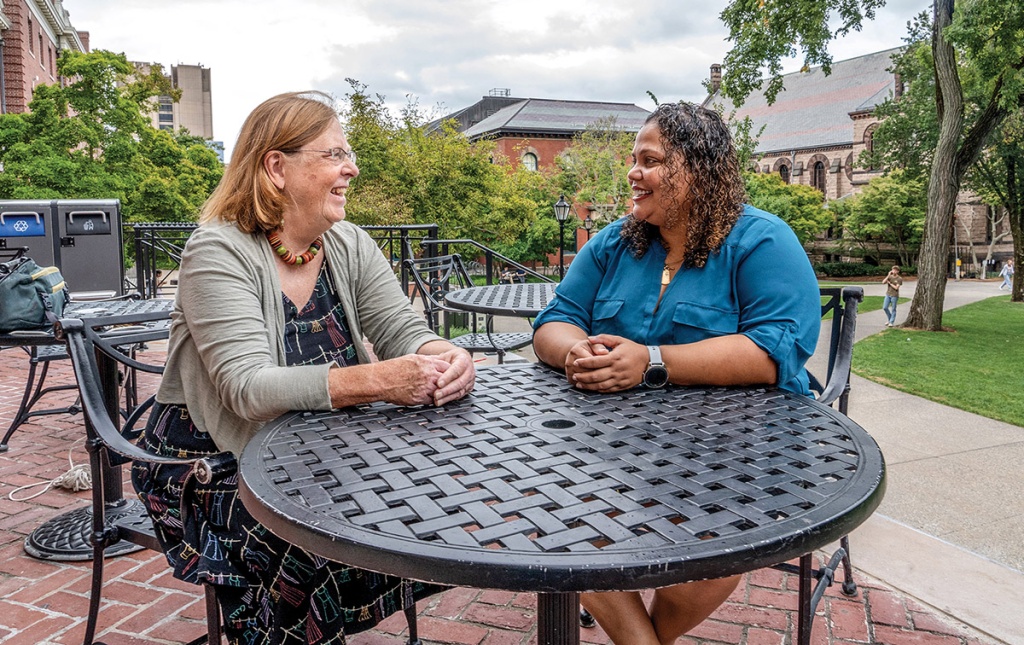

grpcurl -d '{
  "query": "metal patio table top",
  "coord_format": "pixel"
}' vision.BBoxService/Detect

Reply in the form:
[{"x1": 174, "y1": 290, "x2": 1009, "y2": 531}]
[
  {"x1": 444, "y1": 282, "x2": 556, "y2": 317},
  {"x1": 239, "y1": 362, "x2": 885, "y2": 644}
]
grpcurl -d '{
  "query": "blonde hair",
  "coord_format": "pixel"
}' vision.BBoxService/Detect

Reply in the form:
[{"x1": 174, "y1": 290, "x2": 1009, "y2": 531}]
[{"x1": 200, "y1": 91, "x2": 341, "y2": 233}]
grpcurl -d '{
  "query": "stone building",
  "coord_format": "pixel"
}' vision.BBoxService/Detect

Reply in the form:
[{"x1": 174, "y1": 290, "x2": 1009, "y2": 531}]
[
  {"x1": 703, "y1": 48, "x2": 1013, "y2": 273},
  {"x1": 0, "y1": 0, "x2": 88, "y2": 114}
]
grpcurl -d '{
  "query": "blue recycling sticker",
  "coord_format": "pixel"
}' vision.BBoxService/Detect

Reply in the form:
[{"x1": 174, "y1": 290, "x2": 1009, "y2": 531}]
[{"x1": 0, "y1": 213, "x2": 46, "y2": 237}]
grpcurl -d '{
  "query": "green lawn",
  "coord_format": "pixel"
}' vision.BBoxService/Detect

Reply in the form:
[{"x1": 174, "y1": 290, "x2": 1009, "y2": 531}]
[{"x1": 853, "y1": 296, "x2": 1024, "y2": 427}]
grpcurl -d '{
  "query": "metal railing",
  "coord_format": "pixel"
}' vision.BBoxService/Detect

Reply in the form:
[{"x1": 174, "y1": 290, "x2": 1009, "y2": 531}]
[
  {"x1": 125, "y1": 222, "x2": 448, "y2": 298},
  {"x1": 420, "y1": 239, "x2": 555, "y2": 285}
]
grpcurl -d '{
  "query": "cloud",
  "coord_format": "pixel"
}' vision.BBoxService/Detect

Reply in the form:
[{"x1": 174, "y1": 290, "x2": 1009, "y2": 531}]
[{"x1": 68, "y1": 0, "x2": 927, "y2": 161}]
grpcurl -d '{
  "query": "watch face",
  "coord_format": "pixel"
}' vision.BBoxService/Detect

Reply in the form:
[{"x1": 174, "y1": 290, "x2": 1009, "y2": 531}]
[{"x1": 643, "y1": 365, "x2": 669, "y2": 388}]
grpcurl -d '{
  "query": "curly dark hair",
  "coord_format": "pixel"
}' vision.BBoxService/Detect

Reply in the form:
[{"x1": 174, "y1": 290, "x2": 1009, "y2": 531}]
[{"x1": 621, "y1": 102, "x2": 745, "y2": 267}]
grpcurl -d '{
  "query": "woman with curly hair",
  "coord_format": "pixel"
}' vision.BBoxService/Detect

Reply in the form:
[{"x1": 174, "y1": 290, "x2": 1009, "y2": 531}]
[{"x1": 532, "y1": 101, "x2": 820, "y2": 643}]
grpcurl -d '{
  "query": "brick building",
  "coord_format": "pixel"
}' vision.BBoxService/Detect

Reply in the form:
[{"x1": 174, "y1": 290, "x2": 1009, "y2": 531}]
[
  {"x1": 0, "y1": 0, "x2": 88, "y2": 114},
  {"x1": 704, "y1": 48, "x2": 1013, "y2": 272},
  {"x1": 435, "y1": 88, "x2": 649, "y2": 251}
]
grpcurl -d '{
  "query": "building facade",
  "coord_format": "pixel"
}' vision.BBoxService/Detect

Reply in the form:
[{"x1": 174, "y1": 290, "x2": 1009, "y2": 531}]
[
  {"x1": 136, "y1": 62, "x2": 214, "y2": 140},
  {"x1": 704, "y1": 49, "x2": 1012, "y2": 272},
  {"x1": 0, "y1": 0, "x2": 88, "y2": 114},
  {"x1": 435, "y1": 89, "x2": 649, "y2": 253}
]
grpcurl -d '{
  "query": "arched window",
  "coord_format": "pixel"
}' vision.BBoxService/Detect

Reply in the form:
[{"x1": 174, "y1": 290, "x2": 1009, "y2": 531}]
[
  {"x1": 779, "y1": 165, "x2": 790, "y2": 184},
  {"x1": 522, "y1": 152, "x2": 538, "y2": 171},
  {"x1": 811, "y1": 161, "x2": 826, "y2": 195}
]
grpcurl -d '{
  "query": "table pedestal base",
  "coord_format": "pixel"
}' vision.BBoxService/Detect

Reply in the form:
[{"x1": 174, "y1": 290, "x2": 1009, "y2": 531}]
[
  {"x1": 24, "y1": 499, "x2": 147, "y2": 561},
  {"x1": 538, "y1": 591, "x2": 580, "y2": 645}
]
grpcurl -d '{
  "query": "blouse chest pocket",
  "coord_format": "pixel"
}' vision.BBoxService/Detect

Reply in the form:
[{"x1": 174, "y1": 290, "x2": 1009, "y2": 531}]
[
  {"x1": 670, "y1": 301, "x2": 739, "y2": 343},
  {"x1": 593, "y1": 298, "x2": 625, "y2": 321}
]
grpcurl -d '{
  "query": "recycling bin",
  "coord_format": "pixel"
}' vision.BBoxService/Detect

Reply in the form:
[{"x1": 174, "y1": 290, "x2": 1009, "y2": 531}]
[
  {"x1": 0, "y1": 200, "x2": 58, "y2": 265},
  {"x1": 55, "y1": 199, "x2": 123, "y2": 297}
]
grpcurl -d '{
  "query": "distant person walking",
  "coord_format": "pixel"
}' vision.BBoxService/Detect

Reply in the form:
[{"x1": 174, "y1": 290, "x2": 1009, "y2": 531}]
[
  {"x1": 882, "y1": 265, "x2": 903, "y2": 327},
  {"x1": 998, "y1": 259, "x2": 1014, "y2": 290}
]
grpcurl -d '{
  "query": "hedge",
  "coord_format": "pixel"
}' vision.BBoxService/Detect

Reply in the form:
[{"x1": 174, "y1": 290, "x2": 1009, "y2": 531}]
[{"x1": 813, "y1": 262, "x2": 917, "y2": 278}]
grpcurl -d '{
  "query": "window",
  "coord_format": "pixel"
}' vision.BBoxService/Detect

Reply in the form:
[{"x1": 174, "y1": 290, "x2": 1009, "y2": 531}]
[
  {"x1": 811, "y1": 161, "x2": 826, "y2": 195},
  {"x1": 779, "y1": 165, "x2": 790, "y2": 184},
  {"x1": 522, "y1": 152, "x2": 538, "y2": 172},
  {"x1": 28, "y1": 16, "x2": 34, "y2": 54}
]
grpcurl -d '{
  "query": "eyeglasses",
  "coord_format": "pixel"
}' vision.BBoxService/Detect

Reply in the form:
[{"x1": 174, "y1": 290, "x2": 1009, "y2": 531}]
[{"x1": 281, "y1": 147, "x2": 357, "y2": 165}]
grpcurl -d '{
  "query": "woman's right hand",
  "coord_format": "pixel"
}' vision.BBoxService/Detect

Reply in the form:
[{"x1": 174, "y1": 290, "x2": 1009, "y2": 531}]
[{"x1": 377, "y1": 354, "x2": 452, "y2": 406}]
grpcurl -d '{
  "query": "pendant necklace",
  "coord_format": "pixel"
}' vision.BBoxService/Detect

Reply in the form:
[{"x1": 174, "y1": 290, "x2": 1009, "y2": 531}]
[{"x1": 662, "y1": 260, "x2": 683, "y2": 286}]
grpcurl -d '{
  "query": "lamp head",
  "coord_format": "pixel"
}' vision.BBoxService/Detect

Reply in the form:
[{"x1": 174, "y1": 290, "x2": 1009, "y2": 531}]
[{"x1": 553, "y1": 195, "x2": 570, "y2": 222}]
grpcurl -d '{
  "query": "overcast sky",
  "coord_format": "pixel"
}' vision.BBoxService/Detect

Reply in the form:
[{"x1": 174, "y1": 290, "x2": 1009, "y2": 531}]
[{"x1": 68, "y1": 0, "x2": 930, "y2": 161}]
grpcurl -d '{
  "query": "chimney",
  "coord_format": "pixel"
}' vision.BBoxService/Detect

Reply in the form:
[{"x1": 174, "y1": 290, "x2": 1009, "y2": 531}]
[{"x1": 710, "y1": 64, "x2": 722, "y2": 95}]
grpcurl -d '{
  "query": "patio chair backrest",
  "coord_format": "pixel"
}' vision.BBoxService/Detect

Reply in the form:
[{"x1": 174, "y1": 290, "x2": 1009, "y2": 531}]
[
  {"x1": 810, "y1": 286, "x2": 864, "y2": 414},
  {"x1": 403, "y1": 254, "x2": 475, "y2": 334}
]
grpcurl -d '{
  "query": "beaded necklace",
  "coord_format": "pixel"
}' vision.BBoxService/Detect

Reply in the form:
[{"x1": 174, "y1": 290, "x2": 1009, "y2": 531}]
[{"x1": 266, "y1": 231, "x2": 323, "y2": 265}]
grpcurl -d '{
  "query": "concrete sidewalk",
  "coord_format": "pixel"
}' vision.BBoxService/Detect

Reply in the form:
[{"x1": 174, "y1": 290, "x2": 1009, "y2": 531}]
[{"x1": 829, "y1": 278, "x2": 1024, "y2": 645}]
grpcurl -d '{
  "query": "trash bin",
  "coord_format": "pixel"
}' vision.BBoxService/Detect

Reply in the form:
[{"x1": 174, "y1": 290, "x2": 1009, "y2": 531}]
[
  {"x1": 0, "y1": 199, "x2": 124, "y2": 298},
  {"x1": 0, "y1": 200, "x2": 58, "y2": 265},
  {"x1": 55, "y1": 199, "x2": 123, "y2": 298}
]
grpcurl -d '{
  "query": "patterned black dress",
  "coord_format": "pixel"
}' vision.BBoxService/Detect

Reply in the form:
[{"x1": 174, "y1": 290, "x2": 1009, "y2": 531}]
[{"x1": 132, "y1": 260, "x2": 440, "y2": 645}]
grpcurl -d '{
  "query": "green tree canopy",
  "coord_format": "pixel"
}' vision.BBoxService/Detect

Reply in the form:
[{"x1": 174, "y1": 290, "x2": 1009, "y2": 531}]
[
  {"x1": 720, "y1": 0, "x2": 1024, "y2": 329},
  {"x1": 840, "y1": 169, "x2": 927, "y2": 267},
  {"x1": 555, "y1": 117, "x2": 635, "y2": 232},
  {"x1": 743, "y1": 172, "x2": 832, "y2": 245},
  {"x1": 0, "y1": 50, "x2": 223, "y2": 224},
  {"x1": 341, "y1": 80, "x2": 555, "y2": 258}
]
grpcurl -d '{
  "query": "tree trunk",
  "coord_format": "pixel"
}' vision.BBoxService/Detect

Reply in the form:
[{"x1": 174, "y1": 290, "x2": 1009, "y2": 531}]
[
  {"x1": 905, "y1": 0, "x2": 962, "y2": 330},
  {"x1": 905, "y1": 0, "x2": 1011, "y2": 327},
  {"x1": 1010, "y1": 155, "x2": 1023, "y2": 301}
]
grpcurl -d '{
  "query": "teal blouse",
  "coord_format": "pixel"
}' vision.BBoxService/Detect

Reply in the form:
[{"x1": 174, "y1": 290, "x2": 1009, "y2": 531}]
[{"x1": 532, "y1": 205, "x2": 820, "y2": 394}]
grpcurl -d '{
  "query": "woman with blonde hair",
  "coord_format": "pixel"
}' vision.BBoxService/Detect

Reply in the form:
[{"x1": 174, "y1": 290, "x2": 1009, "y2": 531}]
[{"x1": 133, "y1": 91, "x2": 475, "y2": 643}]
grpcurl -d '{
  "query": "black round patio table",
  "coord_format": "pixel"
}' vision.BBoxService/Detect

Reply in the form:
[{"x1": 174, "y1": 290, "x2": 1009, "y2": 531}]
[
  {"x1": 238, "y1": 363, "x2": 885, "y2": 644},
  {"x1": 444, "y1": 282, "x2": 556, "y2": 317}
]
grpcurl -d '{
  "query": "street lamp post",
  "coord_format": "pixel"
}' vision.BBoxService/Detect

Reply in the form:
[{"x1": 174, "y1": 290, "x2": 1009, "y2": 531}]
[
  {"x1": 583, "y1": 215, "x2": 593, "y2": 241},
  {"x1": 553, "y1": 195, "x2": 570, "y2": 279}
]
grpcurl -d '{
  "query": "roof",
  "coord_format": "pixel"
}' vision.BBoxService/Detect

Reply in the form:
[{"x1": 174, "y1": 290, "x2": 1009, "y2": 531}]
[
  {"x1": 438, "y1": 97, "x2": 650, "y2": 140},
  {"x1": 705, "y1": 48, "x2": 902, "y2": 154}
]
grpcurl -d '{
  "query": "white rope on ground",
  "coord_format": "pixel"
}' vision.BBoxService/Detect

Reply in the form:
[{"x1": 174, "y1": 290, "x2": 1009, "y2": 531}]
[{"x1": 7, "y1": 439, "x2": 91, "y2": 501}]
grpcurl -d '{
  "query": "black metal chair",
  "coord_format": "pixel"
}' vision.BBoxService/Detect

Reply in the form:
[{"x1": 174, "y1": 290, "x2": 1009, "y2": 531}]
[
  {"x1": 579, "y1": 286, "x2": 865, "y2": 640},
  {"x1": 57, "y1": 311, "x2": 230, "y2": 645},
  {"x1": 0, "y1": 343, "x2": 78, "y2": 453},
  {"x1": 58, "y1": 309, "x2": 424, "y2": 645},
  {"x1": 404, "y1": 254, "x2": 533, "y2": 364}
]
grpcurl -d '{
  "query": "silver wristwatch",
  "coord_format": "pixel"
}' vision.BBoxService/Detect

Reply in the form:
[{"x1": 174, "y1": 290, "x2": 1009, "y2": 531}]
[{"x1": 642, "y1": 345, "x2": 669, "y2": 388}]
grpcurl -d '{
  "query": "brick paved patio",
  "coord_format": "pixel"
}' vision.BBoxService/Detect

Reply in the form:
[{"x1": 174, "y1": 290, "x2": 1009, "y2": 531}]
[{"x1": 0, "y1": 346, "x2": 1000, "y2": 644}]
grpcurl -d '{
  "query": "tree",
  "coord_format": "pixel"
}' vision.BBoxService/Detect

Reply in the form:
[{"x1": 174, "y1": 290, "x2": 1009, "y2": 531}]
[
  {"x1": 743, "y1": 172, "x2": 832, "y2": 245},
  {"x1": 341, "y1": 80, "x2": 550, "y2": 255},
  {"x1": 840, "y1": 170, "x2": 927, "y2": 267},
  {"x1": 555, "y1": 117, "x2": 635, "y2": 231},
  {"x1": 720, "y1": 0, "x2": 1024, "y2": 330},
  {"x1": 0, "y1": 50, "x2": 222, "y2": 225},
  {"x1": 966, "y1": 111, "x2": 1024, "y2": 299}
]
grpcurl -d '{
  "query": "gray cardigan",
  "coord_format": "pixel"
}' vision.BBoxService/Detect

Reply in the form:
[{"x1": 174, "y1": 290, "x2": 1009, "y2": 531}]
[{"x1": 156, "y1": 221, "x2": 440, "y2": 457}]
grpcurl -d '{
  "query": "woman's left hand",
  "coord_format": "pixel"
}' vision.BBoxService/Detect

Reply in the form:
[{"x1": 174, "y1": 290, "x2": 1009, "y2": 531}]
[
  {"x1": 570, "y1": 334, "x2": 649, "y2": 392},
  {"x1": 431, "y1": 347, "x2": 476, "y2": 406}
]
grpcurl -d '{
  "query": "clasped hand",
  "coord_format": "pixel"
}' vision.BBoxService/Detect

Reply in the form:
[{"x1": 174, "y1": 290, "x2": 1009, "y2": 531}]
[
  {"x1": 383, "y1": 348, "x2": 475, "y2": 407},
  {"x1": 564, "y1": 334, "x2": 649, "y2": 392}
]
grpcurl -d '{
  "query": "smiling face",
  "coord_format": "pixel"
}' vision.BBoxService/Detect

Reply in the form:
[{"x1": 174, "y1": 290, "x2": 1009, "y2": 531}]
[
  {"x1": 627, "y1": 123, "x2": 692, "y2": 230},
  {"x1": 275, "y1": 119, "x2": 359, "y2": 235}
]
